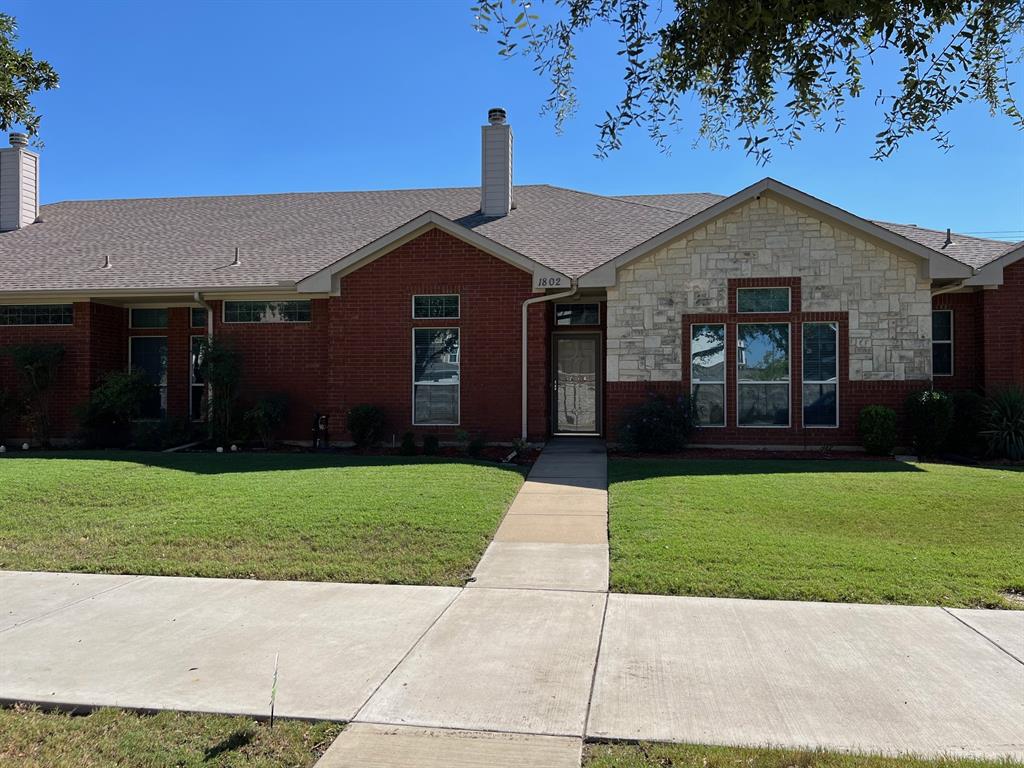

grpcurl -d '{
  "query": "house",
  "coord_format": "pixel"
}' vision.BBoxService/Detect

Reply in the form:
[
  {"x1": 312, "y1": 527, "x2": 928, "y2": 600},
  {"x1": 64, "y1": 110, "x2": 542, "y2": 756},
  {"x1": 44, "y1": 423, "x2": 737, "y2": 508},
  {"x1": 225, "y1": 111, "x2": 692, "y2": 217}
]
[{"x1": 0, "y1": 110, "x2": 1021, "y2": 448}]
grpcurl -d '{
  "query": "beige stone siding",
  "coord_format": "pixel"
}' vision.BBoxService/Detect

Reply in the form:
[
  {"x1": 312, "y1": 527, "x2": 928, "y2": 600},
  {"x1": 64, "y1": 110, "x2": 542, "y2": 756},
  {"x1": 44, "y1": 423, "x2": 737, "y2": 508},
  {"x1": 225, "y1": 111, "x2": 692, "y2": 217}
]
[{"x1": 606, "y1": 193, "x2": 933, "y2": 382}]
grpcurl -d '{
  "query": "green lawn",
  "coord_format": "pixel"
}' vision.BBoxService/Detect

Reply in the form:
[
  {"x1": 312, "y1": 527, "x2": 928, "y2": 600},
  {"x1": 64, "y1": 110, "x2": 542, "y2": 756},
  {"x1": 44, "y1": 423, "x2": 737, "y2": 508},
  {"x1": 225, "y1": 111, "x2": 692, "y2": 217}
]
[
  {"x1": 0, "y1": 706, "x2": 341, "y2": 768},
  {"x1": 585, "y1": 742, "x2": 1016, "y2": 768},
  {"x1": 0, "y1": 452, "x2": 524, "y2": 585},
  {"x1": 609, "y1": 459, "x2": 1024, "y2": 607}
]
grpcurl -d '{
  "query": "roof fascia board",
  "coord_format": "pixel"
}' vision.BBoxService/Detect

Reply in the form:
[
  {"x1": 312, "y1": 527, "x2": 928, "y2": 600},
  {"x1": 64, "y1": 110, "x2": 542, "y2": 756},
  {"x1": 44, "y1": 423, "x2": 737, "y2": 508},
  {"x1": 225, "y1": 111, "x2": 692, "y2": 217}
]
[
  {"x1": 0, "y1": 286, "x2": 328, "y2": 302},
  {"x1": 964, "y1": 242, "x2": 1024, "y2": 287},
  {"x1": 578, "y1": 177, "x2": 972, "y2": 287},
  {"x1": 295, "y1": 210, "x2": 568, "y2": 294}
]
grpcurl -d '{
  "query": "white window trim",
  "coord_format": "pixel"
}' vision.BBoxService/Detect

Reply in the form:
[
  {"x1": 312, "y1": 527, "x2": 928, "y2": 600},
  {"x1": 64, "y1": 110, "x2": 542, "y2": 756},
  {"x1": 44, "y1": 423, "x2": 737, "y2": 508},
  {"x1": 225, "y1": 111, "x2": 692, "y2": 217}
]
[
  {"x1": 554, "y1": 302, "x2": 601, "y2": 326},
  {"x1": 736, "y1": 286, "x2": 791, "y2": 314},
  {"x1": 411, "y1": 326, "x2": 461, "y2": 427},
  {"x1": 932, "y1": 309, "x2": 954, "y2": 377},
  {"x1": 736, "y1": 322, "x2": 791, "y2": 428},
  {"x1": 128, "y1": 335, "x2": 169, "y2": 421},
  {"x1": 689, "y1": 322, "x2": 726, "y2": 428},
  {"x1": 128, "y1": 306, "x2": 169, "y2": 330},
  {"x1": 0, "y1": 303, "x2": 75, "y2": 327},
  {"x1": 221, "y1": 300, "x2": 312, "y2": 324},
  {"x1": 801, "y1": 322, "x2": 839, "y2": 429},
  {"x1": 189, "y1": 335, "x2": 206, "y2": 423},
  {"x1": 412, "y1": 294, "x2": 461, "y2": 320}
]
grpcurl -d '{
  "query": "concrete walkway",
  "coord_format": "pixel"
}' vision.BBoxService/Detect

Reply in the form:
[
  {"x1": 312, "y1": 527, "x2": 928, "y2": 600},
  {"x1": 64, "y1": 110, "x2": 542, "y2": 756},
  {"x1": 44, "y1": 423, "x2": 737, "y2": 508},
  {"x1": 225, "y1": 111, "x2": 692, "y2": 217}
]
[{"x1": 2, "y1": 439, "x2": 1023, "y2": 764}]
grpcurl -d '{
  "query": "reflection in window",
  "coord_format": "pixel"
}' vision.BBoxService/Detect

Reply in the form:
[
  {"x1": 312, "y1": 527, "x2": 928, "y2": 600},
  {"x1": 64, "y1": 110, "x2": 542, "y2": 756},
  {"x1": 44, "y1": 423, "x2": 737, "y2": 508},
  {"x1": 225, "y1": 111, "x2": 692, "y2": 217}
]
[
  {"x1": 413, "y1": 295, "x2": 459, "y2": 319},
  {"x1": 190, "y1": 336, "x2": 206, "y2": 422},
  {"x1": 129, "y1": 336, "x2": 168, "y2": 419},
  {"x1": 737, "y1": 323, "x2": 790, "y2": 426},
  {"x1": 932, "y1": 310, "x2": 953, "y2": 376},
  {"x1": 0, "y1": 304, "x2": 73, "y2": 325},
  {"x1": 413, "y1": 328, "x2": 460, "y2": 424},
  {"x1": 690, "y1": 324, "x2": 725, "y2": 426},
  {"x1": 555, "y1": 303, "x2": 600, "y2": 326},
  {"x1": 803, "y1": 322, "x2": 838, "y2": 427},
  {"x1": 737, "y1": 287, "x2": 790, "y2": 313},
  {"x1": 223, "y1": 301, "x2": 311, "y2": 323}
]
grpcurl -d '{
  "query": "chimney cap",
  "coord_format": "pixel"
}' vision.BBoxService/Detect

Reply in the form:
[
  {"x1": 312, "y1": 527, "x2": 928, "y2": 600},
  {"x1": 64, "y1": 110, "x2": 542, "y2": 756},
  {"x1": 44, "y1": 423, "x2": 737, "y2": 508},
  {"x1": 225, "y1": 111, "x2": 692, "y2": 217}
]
[
  {"x1": 487, "y1": 107, "x2": 507, "y2": 126},
  {"x1": 8, "y1": 132, "x2": 28, "y2": 148}
]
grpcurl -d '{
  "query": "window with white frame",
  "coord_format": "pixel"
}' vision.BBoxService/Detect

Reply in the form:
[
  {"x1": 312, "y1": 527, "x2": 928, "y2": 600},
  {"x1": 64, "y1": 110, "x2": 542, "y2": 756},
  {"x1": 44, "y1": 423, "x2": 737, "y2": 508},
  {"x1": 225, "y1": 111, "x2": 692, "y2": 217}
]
[
  {"x1": 555, "y1": 303, "x2": 600, "y2": 326},
  {"x1": 413, "y1": 295, "x2": 459, "y2": 319},
  {"x1": 737, "y1": 323, "x2": 790, "y2": 426},
  {"x1": 190, "y1": 336, "x2": 206, "y2": 422},
  {"x1": 690, "y1": 324, "x2": 726, "y2": 426},
  {"x1": 0, "y1": 304, "x2": 73, "y2": 325},
  {"x1": 737, "y1": 287, "x2": 790, "y2": 313},
  {"x1": 223, "y1": 300, "x2": 310, "y2": 323},
  {"x1": 803, "y1": 322, "x2": 838, "y2": 427},
  {"x1": 932, "y1": 310, "x2": 953, "y2": 376},
  {"x1": 413, "y1": 328, "x2": 460, "y2": 425},
  {"x1": 129, "y1": 336, "x2": 168, "y2": 419}
]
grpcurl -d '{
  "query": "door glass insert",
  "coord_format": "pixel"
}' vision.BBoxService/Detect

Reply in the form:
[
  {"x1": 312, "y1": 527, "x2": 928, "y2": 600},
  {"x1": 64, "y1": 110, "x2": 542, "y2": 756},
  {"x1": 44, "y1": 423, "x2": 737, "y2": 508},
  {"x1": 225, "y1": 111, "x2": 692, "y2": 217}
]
[{"x1": 556, "y1": 336, "x2": 597, "y2": 432}]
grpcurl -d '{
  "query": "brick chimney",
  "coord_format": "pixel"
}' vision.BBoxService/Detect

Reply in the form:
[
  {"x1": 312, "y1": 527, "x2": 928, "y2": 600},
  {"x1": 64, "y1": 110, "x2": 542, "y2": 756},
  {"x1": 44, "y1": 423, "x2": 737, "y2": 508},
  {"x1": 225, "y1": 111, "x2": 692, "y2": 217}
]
[
  {"x1": 481, "y1": 107, "x2": 513, "y2": 217},
  {"x1": 0, "y1": 133, "x2": 39, "y2": 231}
]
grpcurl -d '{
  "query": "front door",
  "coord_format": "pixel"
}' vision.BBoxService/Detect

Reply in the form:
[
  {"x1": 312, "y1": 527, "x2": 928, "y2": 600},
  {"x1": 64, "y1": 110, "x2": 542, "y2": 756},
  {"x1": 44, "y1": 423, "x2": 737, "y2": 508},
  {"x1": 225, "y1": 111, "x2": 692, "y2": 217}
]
[{"x1": 553, "y1": 334, "x2": 600, "y2": 434}]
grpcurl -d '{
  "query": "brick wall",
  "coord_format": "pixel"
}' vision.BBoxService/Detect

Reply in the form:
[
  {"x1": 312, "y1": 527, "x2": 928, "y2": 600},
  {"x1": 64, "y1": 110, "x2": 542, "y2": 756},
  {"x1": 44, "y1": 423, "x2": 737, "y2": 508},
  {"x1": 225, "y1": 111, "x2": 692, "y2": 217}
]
[
  {"x1": 931, "y1": 290, "x2": 984, "y2": 391},
  {"x1": 982, "y1": 260, "x2": 1024, "y2": 389}
]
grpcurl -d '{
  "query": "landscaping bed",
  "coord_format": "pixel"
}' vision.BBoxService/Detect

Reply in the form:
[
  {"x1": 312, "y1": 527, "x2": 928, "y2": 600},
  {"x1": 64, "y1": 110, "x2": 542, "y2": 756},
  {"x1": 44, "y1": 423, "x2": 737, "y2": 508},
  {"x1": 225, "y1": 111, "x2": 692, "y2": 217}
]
[
  {"x1": 0, "y1": 705, "x2": 341, "y2": 768},
  {"x1": 0, "y1": 451, "x2": 525, "y2": 585},
  {"x1": 609, "y1": 458, "x2": 1024, "y2": 607}
]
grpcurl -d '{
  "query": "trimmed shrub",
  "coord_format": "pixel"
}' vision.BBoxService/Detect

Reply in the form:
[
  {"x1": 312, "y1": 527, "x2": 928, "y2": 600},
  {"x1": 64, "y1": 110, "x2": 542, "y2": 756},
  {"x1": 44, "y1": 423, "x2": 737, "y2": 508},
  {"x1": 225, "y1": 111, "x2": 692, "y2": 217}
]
[
  {"x1": 858, "y1": 405, "x2": 897, "y2": 456},
  {"x1": 346, "y1": 404, "x2": 386, "y2": 448},
  {"x1": 5, "y1": 343, "x2": 64, "y2": 445},
  {"x1": 399, "y1": 431, "x2": 417, "y2": 456},
  {"x1": 983, "y1": 386, "x2": 1024, "y2": 460},
  {"x1": 619, "y1": 393, "x2": 693, "y2": 453},
  {"x1": 905, "y1": 389, "x2": 954, "y2": 457},
  {"x1": 422, "y1": 434, "x2": 440, "y2": 455},
  {"x1": 947, "y1": 390, "x2": 987, "y2": 455},
  {"x1": 242, "y1": 394, "x2": 289, "y2": 449},
  {"x1": 77, "y1": 369, "x2": 153, "y2": 448}
]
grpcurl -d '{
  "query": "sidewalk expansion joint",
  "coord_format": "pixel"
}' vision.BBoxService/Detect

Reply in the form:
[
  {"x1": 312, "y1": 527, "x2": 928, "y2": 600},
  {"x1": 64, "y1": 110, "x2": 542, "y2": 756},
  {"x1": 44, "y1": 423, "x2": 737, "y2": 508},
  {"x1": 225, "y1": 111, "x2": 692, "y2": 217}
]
[
  {"x1": 350, "y1": 717, "x2": 585, "y2": 741},
  {"x1": 941, "y1": 607, "x2": 1024, "y2": 666},
  {"x1": 0, "y1": 575, "x2": 147, "y2": 635},
  {"x1": 582, "y1": 591, "x2": 611, "y2": 738}
]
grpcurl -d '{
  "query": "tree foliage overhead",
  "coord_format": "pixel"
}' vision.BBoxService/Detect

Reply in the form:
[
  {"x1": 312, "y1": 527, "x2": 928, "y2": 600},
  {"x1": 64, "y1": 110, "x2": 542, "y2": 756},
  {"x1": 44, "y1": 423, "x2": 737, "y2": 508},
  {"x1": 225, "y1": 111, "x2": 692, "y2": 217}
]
[
  {"x1": 0, "y1": 13, "x2": 59, "y2": 140},
  {"x1": 471, "y1": 0, "x2": 1024, "y2": 162}
]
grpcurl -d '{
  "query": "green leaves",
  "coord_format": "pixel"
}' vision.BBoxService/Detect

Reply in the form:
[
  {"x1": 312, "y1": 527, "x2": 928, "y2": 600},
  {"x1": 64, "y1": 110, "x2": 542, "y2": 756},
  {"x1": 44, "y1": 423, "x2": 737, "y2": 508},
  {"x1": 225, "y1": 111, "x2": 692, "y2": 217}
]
[
  {"x1": 471, "y1": 0, "x2": 1024, "y2": 162},
  {"x1": 0, "y1": 12, "x2": 60, "y2": 142}
]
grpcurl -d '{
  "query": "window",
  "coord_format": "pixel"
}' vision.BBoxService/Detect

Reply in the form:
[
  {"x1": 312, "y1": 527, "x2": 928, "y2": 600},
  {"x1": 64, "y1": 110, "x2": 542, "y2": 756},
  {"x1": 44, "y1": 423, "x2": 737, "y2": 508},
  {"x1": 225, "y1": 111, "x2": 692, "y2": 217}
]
[
  {"x1": 690, "y1": 324, "x2": 726, "y2": 426},
  {"x1": 413, "y1": 328, "x2": 460, "y2": 425},
  {"x1": 129, "y1": 307, "x2": 168, "y2": 329},
  {"x1": 223, "y1": 300, "x2": 311, "y2": 323},
  {"x1": 129, "y1": 336, "x2": 168, "y2": 419},
  {"x1": 737, "y1": 323, "x2": 790, "y2": 426},
  {"x1": 0, "y1": 304, "x2": 73, "y2": 326},
  {"x1": 803, "y1": 322, "x2": 838, "y2": 427},
  {"x1": 737, "y1": 287, "x2": 790, "y2": 313},
  {"x1": 932, "y1": 310, "x2": 953, "y2": 376},
  {"x1": 555, "y1": 303, "x2": 600, "y2": 326},
  {"x1": 413, "y1": 295, "x2": 459, "y2": 319},
  {"x1": 191, "y1": 307, "x2": 208, "y2": 328},
  {"x1": 190, "y1": 336, "x2": 206, "y2": 421}
]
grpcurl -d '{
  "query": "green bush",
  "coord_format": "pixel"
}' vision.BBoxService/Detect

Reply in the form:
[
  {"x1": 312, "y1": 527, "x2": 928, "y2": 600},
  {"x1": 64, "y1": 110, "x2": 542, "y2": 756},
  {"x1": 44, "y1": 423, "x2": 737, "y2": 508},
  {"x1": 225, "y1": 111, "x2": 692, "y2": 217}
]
[
  {"x1": 130, "y1": 417, "x2": 195, "y2": 451},
  {"x1": 858, "y1": 405, "x2": 897, "y2": 455},
  {"x1": 242, "y1": 394, "x2": 289, "y2": 449},
  {"x1": 947, "y1": 389, "x2": 987, "y2": 455},
  {"x1": 5, "y1": 343, "x2": 64, "y2": 445},
  {"x1": 399, "y1": 431, "x2": 417, "y2": 456},
  {"x1": 194, "y1": 338, "x2": 242, "y2": 444},
  {"x1": 0, "y1": 387, "x2": 15, "y2": 446},
  {"x1": 422, "y1": 434, "x2": 440, "y2": 455},
  {"x1": 346, "y1": 404, "x2": 386, "y2": 448},
  {"x1": 77, "y1": 369, "x2": 153, "y2": 448},
  {"x1": 983, "y1": 386, "x2": 1024, "y2": 460},
  {"x1": 467, "y1": 435, "x2": 487, "y2": 458},
  {"x1": 904, "y1": 389, "x2": 954, "y2": 457},
  {"x1": 618, "y1": 394, "x2": 693, "y2": 453}
]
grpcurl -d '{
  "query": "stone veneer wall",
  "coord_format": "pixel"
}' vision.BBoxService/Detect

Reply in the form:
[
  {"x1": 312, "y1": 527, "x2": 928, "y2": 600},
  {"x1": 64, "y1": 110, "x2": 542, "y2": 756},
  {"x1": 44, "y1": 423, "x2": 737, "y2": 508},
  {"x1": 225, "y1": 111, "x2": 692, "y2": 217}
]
[{"x1": 606, "y1": 193, "x2": 934, "y2": 383}]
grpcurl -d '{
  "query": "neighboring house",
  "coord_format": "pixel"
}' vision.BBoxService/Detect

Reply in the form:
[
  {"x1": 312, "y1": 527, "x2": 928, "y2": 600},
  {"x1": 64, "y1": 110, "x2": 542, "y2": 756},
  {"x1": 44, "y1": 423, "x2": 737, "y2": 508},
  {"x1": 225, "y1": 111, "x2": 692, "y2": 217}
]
[{"x1": 0, "y1": 111, "x2": 1021, "y2": 448}]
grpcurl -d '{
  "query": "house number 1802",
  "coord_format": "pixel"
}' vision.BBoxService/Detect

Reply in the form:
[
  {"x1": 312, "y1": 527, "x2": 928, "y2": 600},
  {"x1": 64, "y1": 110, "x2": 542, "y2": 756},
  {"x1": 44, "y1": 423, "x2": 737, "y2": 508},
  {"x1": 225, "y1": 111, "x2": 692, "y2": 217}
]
[{"x1": 537, "y1": 276, "x2": 565, "y2": 287}]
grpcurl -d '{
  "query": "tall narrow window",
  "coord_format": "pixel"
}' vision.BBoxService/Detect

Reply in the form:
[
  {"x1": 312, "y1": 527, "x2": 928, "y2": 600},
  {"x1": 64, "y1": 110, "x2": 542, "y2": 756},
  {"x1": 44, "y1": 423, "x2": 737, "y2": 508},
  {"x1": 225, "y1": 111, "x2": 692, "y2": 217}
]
[
  {"x1": 190, "y1": 336, "x2": 206, "y2": 422},
  {"x1": 690, "y1": 324, "x2": 726, "y2": 426},
  {"x1": 803, "y1": 322, "x2": 838, "y2": 427},
  {"x1": 932, "y1": 310, "x2": 953, "y2": 377},
  {"x1": 413, "y1": 328, "x2": 460, "y2": 425},
  {"x1": 190, "y1": 307, "x2": 208, "y2": 328},
  {"x1": 129, "y1": 336, "x2": 168, "y2": 419},
  {"x1": 737, "y1": 323, "x2": 790, "y2": 426}
]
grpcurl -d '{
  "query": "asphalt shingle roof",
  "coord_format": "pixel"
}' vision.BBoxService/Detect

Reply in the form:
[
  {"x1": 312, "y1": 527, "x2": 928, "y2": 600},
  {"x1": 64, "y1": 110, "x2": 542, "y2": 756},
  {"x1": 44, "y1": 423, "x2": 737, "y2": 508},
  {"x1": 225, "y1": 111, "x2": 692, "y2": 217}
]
[{"x1": 0, "y1": 185, "x2": 1012, "y2": 294}]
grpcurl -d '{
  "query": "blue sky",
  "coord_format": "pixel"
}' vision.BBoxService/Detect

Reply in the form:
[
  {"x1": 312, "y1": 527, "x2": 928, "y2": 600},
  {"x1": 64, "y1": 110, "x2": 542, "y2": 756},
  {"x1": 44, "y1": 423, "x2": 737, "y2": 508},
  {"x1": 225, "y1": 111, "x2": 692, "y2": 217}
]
[{"x1": 10, "y1": 0, "x2": 1024, "y2": 238}]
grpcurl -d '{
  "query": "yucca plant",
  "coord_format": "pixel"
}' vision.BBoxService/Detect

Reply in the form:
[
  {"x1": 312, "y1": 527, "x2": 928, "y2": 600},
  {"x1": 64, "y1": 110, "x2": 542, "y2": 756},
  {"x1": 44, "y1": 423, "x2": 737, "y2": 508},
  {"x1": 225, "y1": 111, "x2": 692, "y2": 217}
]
[{"x1": 982, "y1": 387, "x2": 1024, "y2": 461}]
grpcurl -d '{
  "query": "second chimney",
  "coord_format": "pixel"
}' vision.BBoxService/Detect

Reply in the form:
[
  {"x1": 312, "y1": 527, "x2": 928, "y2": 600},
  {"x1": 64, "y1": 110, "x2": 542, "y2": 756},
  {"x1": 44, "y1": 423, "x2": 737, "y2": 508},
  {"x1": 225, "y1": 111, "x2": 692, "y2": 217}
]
[
  {"x1": 481, "y1": 107, "x2": 513, "y2": 217},
  {"x1": 0, "y1": 133, "x2": 39, "y2": 232}
]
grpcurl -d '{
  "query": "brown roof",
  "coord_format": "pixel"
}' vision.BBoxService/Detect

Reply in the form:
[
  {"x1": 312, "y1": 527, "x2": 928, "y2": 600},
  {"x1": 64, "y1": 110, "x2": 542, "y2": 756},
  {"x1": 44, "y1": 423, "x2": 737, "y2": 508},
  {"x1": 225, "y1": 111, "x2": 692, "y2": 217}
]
[{"x1": 0, "y1": 184, "x2": 1010, "y2": 294}]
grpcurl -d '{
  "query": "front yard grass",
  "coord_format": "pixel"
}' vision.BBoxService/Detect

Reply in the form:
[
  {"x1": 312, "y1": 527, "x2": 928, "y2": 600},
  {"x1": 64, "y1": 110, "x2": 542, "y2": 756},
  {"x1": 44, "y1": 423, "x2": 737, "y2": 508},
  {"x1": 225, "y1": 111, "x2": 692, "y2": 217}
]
[
  {"x1": 585, "y1": 742, "x2": 1016, "y2": 768},
  {"x1": 0, "y1": 705, "x2": 341, "y2": 768},
  {"x1": 0, "y1": 452, "x2": 524, "y2": 585},
  {"x1": 609, "y1": 459, "x2": 1024, "y2": 607}
]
